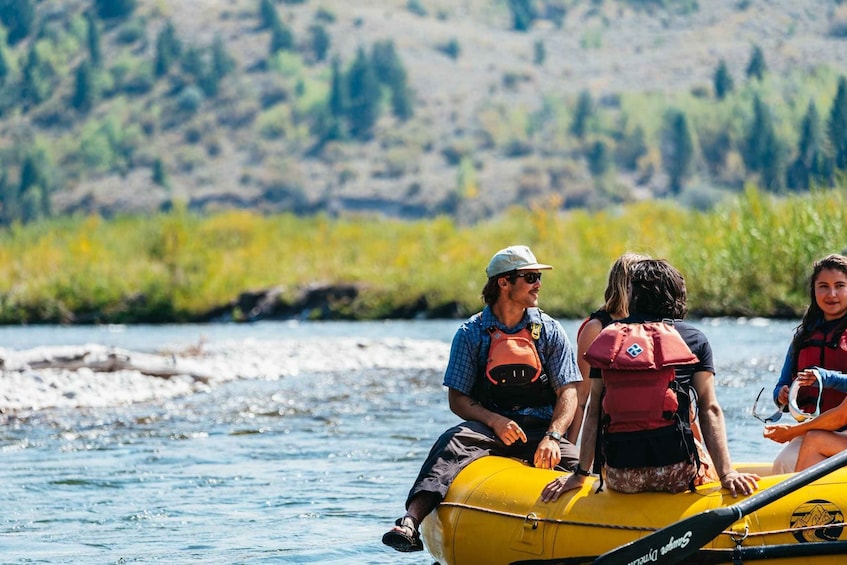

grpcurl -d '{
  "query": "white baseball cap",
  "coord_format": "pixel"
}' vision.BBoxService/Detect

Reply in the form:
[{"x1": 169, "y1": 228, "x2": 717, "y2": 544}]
[{"x1": 485, "y1": 245, "x2": 553, "y2": 278}]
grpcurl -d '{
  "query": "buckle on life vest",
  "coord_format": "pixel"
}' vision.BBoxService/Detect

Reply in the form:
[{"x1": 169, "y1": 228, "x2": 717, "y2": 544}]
[{"x1": 530, "y1": 322, "x2": 541, "y2": 340}]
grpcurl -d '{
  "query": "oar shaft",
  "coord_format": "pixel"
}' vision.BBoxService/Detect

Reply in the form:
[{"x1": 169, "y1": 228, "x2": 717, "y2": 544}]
[
  {"x1": 736, "y1": 448, "x2": 847, "y2": 515},
  {"x1": 594, "y1": 448, "x2": 847, "y2": 565}
]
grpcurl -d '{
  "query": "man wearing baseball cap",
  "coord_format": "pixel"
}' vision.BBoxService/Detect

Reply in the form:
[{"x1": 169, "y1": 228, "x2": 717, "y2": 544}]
[{"x1": 382, "y1": 245, "x2": 581, "y2": 553}]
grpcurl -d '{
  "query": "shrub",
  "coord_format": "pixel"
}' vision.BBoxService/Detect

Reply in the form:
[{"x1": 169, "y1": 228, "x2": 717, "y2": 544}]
[
  {"x1": 830, "y1": 6, "x2": 847, "y2": 38},
  {"x1": 437, "y1": 38, "x2": 460, "y2": 60},
  {"x1": 0, "y1": 0, "x2": 35, "y2": 44},
  {"x1": 176, "y1": 85, "x2": 204, "y2": 114},
  {"x1": 115, "y1": 19, "x2": 146, "y2": 44},
  {"x1": 94, "y1": 0, "x2": 136, "y2": 20},
  {"x1": 407, "y1": 0, "x2": 427, "y2": 17}
]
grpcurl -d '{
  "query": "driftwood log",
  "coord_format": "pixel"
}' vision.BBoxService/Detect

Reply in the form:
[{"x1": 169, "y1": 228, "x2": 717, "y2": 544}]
[{"x1": 12, "y1": 348, "x2": 212, "y2": 384}]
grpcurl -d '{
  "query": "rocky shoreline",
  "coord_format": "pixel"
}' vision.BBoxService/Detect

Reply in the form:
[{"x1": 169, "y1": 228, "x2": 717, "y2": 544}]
[
  {"x1": 202, "y1": 284, "x2": 465, "y2": 323},
  {"x1": 5, "y1": 281, "x2": 804, "y2": 325},
  {"x1": 7, "y1": 284, "x2": 466, "y2": 326}
]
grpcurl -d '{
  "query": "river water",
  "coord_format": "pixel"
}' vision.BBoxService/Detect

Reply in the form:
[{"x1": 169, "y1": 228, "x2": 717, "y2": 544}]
[{"x1": 0, "y1": 318, "x2": 796, "y2": 564}]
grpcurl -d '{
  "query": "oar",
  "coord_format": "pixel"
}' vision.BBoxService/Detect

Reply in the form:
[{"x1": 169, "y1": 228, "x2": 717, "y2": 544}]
[
  {"x1": 511, "y1": 541, "x2": 847, "y2": 565},
  {"x1": 593, "y1": 448, "x2": 847, "y2": 565}
]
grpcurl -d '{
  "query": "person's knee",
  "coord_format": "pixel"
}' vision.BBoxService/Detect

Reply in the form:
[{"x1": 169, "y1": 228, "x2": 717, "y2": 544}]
[
  {"x1": 802, "y1": 430, "x2": 827, "y2": 449},
  {"x1": 772, "y1": 442, "x2": 800, "y2": 474}
]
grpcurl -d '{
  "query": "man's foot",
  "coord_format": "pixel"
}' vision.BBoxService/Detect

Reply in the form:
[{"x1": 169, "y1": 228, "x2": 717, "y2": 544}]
[{"x1": 382, "y1": 515, "x2": 423, "y2": 552}]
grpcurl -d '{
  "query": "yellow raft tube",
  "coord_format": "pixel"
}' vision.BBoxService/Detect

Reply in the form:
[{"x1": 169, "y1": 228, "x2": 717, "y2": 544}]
[{"x1": 420, "y1": 457, "x2": 847, "y2": 565}]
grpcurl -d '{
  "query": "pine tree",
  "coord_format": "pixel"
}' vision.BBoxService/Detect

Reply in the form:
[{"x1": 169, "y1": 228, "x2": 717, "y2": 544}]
[
  {"x1": 371, "y1": 40, "x2": 400, "y2": 84},
  {"x1": 270, "y1": 18, "x2": 294, "y2": 54},
  {"x1": 790, "y1": 100, "x2": 825, "y2": 190},
  {"x1": 72, "y1": 60, "x2": 95, "y2": 112},
  {"x1": 0, "y1": 43, "x2": 9, "y2": 86},
  {"x1": 743, "y1": 95, "x2": 772, "y2": 172},
  {"x1": 316, "y1": 56, "x2": 347, "y2": 141},
  {"x1": 587, "y1": 140, "x2": 611, "y2": 178},
  {"x1": 371, "y1": 40, "x2": 413, "y2": 120},
  {"x1": 713, "y1": 59, "x2": 733, "y2": 100},
  {"x1": 19, "y1": 149, "x2": 50, "y2": 195},
  {"x1": 0, "y1": 172, "x2": 16, "y2": 225},
  {"x1": 571, "y1": 90, "x2": 593, "y2": 139},
  {"x1": 152, "y1": 158, "x2": 168, "y2": 187},
  {"x1": 699, "y1": 128, "x2": 732, "y2": 174},
  {"x1": 661, "y1": 110, "x2": 695, "y2": 195},
  {"x1": 760, "y1": 125, "x2": 784, "y2": 192},
  {"x1": 390, "y1": 73, "x2": 413, "y2": 121},
  {"x1": 202, "y1": 34, "x2": 234, "y2": 96},
  {"x1": 828, "y1": 76, "x2": 847, "y2": 170},
  {"x1": 18, "y1": 151, "x2": 50, "y2": 222},
  {"x1": 508, "y1": 0, "x2": 535, "y2": 31},
  {"x1": 0, "y1": 0, "x2": 35, "y2": 45},
  {"x1": 744, "y1": 95, "x2": 784, "y2": 190},
  {"x1": 328, "y1": 56, "x2": 347, "y2": 119},
  {"x1": 309, "y1": 24, "x2": 330, "y2": 62},
  {"x1": 212, "y1": 34, "x2": 236, "y2": 78},
  {"x1": 21, "y1": 44, "x2": 51, "y2": 106},
  {"x1": 86, "y1": 11, "x2": 102, "y2": 67},
  {"x1": 259, "y1": 0, "x2": 280, "y2": 30},
  {"x1": 346, "y1": 47, "x2": 381, "y2": 140},
  {"x1": 196, "y1": 54, "x2": 220, "y2": 98},
  {"x1": 155, "y1": 21, "x2": 182, "y2": 77},
  {"x1": 746, "y1": 44, "x2": 767, "y2": 81},
  {"x1": 533, "y1": 40, "x2": 546, "y2": 66},
  {"x1": 799, "y1": 101, "x2": 822, "y2": 165},
  {"x1": 617, "y1": 126, "x2": 648, "y2": 170},
  {"x1": 180, "y1": 46, "x2": 205, "y2": 79}
]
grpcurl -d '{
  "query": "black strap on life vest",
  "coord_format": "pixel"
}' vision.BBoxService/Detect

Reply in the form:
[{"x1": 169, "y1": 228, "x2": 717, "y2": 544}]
[
  {"x1": 475, "y1": 318, "x2": 554, "y2": 411},
  {"x1": 593, "y1": 386, "x2": 607, "y2": 493},
  {"x1": 593, "y1": 378, "x2": 701, "y2": 494}
]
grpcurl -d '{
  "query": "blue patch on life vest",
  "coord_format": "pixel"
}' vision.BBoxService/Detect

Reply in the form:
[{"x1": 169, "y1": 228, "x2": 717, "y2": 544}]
[{"x1": 626, "y1": 343, "x2": 644, "y2": 358}]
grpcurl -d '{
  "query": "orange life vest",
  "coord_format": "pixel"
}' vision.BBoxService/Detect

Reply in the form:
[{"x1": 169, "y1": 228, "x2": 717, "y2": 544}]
[
  {"x1": 478, "y1": 322, "x2": 555, "y2": 410},
  {"x1": 485, "y1": 324, "x2": 543, "y2": 385}
]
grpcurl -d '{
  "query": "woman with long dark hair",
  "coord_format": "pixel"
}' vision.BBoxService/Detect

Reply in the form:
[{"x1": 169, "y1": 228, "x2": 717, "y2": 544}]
[{"x1": 764, "y1": 254, "x2": 847, "y2": 472}]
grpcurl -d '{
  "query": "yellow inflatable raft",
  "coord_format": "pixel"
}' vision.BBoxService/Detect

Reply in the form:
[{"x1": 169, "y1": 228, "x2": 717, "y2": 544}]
[{"x1": 420, "y1": 456, "x2": 847, "y2": 565}]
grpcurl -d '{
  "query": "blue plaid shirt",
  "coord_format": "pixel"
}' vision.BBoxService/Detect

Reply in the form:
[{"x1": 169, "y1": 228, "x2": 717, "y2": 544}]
[{"x1": 443, "y1": 306, "x2": 580, "y2": 420}]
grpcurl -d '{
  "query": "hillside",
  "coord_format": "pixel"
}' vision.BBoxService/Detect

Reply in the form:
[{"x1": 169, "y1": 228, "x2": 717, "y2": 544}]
[{"x1": 4, "y1": 0, "x2": 847, "y2": 223}]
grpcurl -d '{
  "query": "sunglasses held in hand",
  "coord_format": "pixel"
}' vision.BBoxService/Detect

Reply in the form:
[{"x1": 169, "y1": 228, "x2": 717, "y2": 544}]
[{"x1": 752, "y1": 387, "x2": 784, "y2": 423}]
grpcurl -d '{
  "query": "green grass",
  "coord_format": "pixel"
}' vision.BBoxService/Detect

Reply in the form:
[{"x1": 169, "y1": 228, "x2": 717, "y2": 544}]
[{"x1": 1, "y1": 187, "x2": 846, "y2": 324}]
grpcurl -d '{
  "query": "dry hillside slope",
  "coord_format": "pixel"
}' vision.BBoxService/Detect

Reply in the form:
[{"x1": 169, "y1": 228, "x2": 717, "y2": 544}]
[{"x1": 15, "y1": 0, "x2": 847, "y2": 220}]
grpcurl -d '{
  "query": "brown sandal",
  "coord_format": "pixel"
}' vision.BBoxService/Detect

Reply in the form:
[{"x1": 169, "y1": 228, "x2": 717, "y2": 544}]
[{"x1": 382, "y1": 516, "x2": 423, "y2": 552}]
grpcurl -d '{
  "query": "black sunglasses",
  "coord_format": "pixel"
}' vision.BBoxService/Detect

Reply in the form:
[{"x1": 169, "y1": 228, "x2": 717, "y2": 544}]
[
  {"x1": 512, "y1": 272, "x2": 542, "y2": 284},
  {"x1": 752, "y1": 387, "x2": 783, "y2": 423}
]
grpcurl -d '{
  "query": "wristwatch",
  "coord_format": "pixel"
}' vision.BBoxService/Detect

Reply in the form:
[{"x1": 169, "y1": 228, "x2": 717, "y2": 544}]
[{"x1": 543, "y1": 430, "x2": 562, "y2": 441}]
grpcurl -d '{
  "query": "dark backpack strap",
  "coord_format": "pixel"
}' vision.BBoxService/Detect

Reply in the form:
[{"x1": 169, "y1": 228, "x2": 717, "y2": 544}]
[
  {"x1": 673, "y1": 380, "x2": 701, "y2": 492},
  {"x1": 593, "y1": 385, "x2": 607, "y2": 493}
]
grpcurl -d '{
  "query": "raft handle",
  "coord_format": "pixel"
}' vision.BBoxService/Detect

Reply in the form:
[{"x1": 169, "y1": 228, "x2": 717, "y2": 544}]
[
  {"x1": 729, "y1": 523, "x2": 749, "y2": 545},
  {"x1": 524, "y1": 512, "x2": 539, "y2": 530}
]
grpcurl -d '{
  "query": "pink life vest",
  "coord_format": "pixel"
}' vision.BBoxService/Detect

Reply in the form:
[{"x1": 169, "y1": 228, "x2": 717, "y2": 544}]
[{"x1": 585, "y1": 321, "x2": 699, "y2": 433}]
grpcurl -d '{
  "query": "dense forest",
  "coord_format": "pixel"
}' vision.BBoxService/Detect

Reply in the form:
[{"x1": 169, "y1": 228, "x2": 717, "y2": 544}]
[{"x1": 1, "y1": 0, "x2": 847, "y2": 225}]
